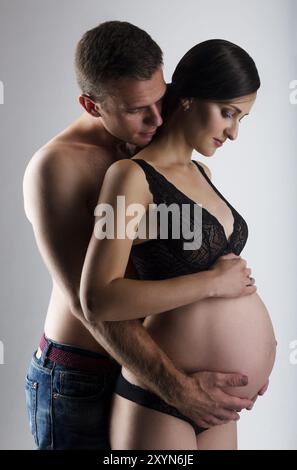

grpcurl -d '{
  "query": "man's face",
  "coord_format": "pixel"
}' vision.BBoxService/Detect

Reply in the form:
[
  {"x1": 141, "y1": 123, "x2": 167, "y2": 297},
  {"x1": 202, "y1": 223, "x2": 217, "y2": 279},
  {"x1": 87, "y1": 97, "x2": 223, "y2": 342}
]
[{"x1": 96, "y1": 67, "x2": 166, "y2": 147}]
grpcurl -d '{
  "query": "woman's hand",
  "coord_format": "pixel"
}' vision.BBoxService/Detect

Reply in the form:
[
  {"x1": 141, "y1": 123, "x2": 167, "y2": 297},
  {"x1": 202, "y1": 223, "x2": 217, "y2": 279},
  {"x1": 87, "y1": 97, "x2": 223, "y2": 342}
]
[{"x1": 209, "y1": 252, "x2": 257, "y2": 298}]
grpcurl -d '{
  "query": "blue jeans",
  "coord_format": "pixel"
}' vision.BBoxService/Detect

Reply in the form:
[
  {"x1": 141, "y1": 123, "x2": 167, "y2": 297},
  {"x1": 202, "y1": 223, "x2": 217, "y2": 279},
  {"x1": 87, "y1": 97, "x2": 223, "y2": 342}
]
[{"x1": 25, "y1": 337, "x2": 120, "y2": 449}]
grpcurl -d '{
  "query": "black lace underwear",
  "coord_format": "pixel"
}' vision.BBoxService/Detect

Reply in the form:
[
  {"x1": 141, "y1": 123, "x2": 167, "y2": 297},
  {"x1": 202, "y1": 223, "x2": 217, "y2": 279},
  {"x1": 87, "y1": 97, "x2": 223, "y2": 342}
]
[{"x1": 130, "y1": 158, "x2": 248, "y2": 280}]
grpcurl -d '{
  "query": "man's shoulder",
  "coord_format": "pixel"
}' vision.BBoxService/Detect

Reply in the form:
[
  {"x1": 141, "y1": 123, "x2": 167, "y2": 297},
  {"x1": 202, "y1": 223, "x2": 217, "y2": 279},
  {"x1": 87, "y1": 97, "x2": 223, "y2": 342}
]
[
  {"x1": 23, "y1": 138, "x2": 118, "y2": 221},
  {"x1": 23, "y1": 142, "x2": 77, "y2": 204},
  {"x1": 24, "y1": 134, "x2": 118, "y2": 192}
]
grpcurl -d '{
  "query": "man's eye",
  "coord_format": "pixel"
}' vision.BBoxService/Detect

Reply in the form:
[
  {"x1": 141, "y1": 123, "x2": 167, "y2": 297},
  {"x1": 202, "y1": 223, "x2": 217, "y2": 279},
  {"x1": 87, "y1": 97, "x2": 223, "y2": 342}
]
[{"x1": 127, "y1": 109, "x2": 141, "y2": 114}]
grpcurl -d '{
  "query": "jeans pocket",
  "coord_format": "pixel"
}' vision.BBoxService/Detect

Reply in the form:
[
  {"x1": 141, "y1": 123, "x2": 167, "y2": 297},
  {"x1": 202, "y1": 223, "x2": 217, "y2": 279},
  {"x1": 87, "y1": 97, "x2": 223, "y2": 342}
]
[
  {"x1": 25, "y1": 376, "x2": 39, "y2": 447},
  {"x1": 52, "y1": 371, "x2": 110, "y2": 449},
  {"x1": 57, "y1": 370, "x2": 106, "y2": 399}
]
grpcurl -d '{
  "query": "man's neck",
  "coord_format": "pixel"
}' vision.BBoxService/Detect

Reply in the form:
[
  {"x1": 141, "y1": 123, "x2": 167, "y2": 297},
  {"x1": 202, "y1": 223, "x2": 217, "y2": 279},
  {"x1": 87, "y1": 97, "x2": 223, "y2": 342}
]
[
  {"x1": 116, "y1": 142, "x2": 140, "y2": 159},
  {"x1": 73, "y1": 112, "x2": 120, "y2": 149},
  {"x1": 72, "y1": 112, "x2": 142, "y2": 160}
]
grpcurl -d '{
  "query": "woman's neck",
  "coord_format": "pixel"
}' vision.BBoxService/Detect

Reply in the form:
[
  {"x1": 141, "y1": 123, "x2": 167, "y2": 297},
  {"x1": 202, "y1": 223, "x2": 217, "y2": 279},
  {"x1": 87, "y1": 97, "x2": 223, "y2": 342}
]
[{"x1": 145, "y1": 113, "x2": 193, "y2": 167}]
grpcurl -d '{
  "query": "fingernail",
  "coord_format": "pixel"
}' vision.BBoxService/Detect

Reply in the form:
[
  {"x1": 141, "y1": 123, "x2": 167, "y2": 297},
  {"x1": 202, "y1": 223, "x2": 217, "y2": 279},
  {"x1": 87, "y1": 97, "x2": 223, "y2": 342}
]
[{"x1": 241, "y1": 376, "x2": 248, "y2": 385}]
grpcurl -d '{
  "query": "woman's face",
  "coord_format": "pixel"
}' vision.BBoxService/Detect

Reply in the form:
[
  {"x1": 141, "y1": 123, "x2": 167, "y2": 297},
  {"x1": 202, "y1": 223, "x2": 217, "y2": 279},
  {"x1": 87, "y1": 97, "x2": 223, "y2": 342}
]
[{"x1": 182, "y1": 92, "x2": 257, "y2": 156}]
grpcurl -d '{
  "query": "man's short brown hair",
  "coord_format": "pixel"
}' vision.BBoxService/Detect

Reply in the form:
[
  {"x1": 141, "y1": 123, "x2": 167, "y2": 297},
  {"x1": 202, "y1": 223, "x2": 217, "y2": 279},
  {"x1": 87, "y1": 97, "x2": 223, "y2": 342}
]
[{"x1": 75, "y1": 21, "x2": 163, "y2": 102}]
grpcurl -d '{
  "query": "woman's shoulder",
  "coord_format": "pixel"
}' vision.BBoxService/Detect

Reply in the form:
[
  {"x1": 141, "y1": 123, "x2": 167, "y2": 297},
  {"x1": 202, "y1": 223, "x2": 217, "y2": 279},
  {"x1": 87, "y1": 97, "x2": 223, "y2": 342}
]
[
  {"x1": 103, "y1": 158, "x2": 153, "y2": 205},
  {"x1": 106, "y1": 157, "x2": 147, "y2": 181}
]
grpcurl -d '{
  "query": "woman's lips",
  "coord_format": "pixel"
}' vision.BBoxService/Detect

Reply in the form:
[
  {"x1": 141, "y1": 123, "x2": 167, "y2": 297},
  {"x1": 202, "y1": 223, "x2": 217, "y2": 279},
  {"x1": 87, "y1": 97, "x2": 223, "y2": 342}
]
[{"x1": 213, "y1": 138, "x2": 224, "y2": 147}]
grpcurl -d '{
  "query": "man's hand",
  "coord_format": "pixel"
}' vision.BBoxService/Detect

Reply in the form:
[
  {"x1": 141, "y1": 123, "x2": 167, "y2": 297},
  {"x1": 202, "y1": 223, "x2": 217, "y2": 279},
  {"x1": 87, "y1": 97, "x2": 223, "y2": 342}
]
[
  {"x1": 209, "y1": 253, "x2": 257, "y2": 298},
  {"x1": 173, "y1": 371, "x2": 254, "y2": 429},
  {"x1": 245, "y1": 380, "x2": 270, "y2": 410}
]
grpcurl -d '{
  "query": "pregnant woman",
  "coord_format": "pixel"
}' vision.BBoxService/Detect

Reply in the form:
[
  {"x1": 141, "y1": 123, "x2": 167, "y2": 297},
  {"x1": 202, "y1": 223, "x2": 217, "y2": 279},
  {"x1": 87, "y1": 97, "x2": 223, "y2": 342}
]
[{"x1": 81, "y1": 39, "x2": 276, "y2": 449}]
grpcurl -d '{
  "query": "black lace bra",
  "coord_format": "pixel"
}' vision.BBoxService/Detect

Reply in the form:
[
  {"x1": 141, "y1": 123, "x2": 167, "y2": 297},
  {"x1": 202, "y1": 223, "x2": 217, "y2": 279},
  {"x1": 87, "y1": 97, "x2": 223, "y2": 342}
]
[{"x1": 130, "y1": 158, "x2": 248, "y2": 280}]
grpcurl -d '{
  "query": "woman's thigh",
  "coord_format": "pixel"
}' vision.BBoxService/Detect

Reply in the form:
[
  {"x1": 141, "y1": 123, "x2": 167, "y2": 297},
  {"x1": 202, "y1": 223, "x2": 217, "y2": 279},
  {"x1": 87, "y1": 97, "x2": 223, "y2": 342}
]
[
  {"x1": 110, "y1": 394, "x2": 198, "y2": 450},
  {"x1": 196, "y1": 421, "x2": 237, "y2": 450}
]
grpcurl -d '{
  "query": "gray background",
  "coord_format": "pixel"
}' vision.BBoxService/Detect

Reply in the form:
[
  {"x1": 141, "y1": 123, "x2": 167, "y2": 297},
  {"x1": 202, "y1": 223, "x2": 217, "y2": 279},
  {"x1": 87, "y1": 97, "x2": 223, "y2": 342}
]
[{"x1": 0, "y1": 0, "x2": 296, "y2": 449}]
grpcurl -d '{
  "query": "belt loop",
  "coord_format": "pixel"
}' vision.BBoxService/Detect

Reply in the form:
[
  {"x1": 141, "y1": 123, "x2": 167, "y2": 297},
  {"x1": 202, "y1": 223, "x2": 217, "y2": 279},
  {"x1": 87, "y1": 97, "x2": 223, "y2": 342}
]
[{"x1": 40, "y1": 335, "x2": 53, "y2": 364}]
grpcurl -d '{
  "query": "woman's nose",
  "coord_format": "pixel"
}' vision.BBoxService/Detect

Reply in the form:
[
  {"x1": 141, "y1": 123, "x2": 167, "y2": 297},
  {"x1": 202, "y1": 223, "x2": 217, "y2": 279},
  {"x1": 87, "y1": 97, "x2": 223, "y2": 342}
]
[{"x1": 225, "y1": 120, "x2": 239, "y2": 141}]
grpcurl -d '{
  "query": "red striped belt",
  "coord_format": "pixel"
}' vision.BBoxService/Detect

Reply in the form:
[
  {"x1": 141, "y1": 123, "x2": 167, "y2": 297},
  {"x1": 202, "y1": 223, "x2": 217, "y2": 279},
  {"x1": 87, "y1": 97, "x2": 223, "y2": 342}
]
[{"x1": 38, "y1": 334, "x2": 115, "y2": 374}]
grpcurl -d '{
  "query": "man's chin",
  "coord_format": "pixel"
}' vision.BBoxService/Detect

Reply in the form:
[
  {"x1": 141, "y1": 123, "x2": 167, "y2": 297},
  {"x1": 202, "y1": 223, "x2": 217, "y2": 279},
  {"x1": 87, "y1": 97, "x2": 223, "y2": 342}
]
[
  {"x1": 123, "y1": 141, "x2": 147, "y2": 157},
  {"x1": 133, "y1": 136, "x2": 153, "y2": 148}
]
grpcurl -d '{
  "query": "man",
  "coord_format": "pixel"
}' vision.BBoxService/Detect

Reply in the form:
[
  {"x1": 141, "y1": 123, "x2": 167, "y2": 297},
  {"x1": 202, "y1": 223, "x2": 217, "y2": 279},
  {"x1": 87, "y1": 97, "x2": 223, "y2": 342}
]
[{"x1": 23, "y1": 21, "x2": 265, "y2": 450}]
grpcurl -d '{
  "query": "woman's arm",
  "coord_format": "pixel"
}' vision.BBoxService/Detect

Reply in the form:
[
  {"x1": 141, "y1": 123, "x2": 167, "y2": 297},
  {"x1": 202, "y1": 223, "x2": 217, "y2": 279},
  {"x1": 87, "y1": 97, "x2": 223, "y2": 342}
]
[{"x1": 80, "y1": 159, "x2": 216, "y2": 322}]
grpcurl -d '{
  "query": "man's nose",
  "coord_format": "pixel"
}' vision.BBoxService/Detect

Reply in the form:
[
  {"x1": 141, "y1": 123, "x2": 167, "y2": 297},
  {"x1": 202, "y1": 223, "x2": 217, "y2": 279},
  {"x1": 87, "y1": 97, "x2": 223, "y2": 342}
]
[
  {"x1": 144, "y1": 104, "x2": 163, "y2": 127},
  {"x1": 225, "y1": 120, "x2": 239, "y2": 141}
]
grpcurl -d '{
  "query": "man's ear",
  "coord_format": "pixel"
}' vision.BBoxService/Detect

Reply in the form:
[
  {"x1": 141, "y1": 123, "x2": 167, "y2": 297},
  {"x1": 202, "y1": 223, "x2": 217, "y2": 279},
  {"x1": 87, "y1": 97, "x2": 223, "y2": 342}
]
[{"x1": 78, "y1": 95, "x2": 101, "y2": 117}]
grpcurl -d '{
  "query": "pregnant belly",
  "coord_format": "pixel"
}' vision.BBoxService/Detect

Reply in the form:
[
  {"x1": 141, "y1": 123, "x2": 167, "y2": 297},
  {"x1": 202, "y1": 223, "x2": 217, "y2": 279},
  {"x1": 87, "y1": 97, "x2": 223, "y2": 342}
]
[{"x1": 141, "y1": 293, "x2": 277, "y2": 399}]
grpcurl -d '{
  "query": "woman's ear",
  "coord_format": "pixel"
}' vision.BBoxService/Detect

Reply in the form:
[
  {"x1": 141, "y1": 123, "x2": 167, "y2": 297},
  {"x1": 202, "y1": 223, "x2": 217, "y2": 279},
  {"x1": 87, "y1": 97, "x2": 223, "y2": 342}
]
[{"x1": 181, "y1": 98, "x2": 193, "y2": 112}]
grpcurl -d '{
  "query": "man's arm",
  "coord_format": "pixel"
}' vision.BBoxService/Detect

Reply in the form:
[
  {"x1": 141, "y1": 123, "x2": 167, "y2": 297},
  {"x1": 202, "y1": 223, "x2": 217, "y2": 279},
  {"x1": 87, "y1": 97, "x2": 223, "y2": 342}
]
[
  {"x1": 80, "y1": 315, "x2": 255, "y2": 428},
  {"x1": 23, "y1": 150, "x2": 254, "y2": 429}
]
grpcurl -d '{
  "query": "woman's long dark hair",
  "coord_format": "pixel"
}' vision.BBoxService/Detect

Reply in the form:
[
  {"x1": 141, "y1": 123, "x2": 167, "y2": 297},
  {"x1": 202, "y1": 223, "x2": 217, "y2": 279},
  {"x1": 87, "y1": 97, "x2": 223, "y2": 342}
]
[{"x1": 163, "y1": 39, "x2": 260, "y2": 118}]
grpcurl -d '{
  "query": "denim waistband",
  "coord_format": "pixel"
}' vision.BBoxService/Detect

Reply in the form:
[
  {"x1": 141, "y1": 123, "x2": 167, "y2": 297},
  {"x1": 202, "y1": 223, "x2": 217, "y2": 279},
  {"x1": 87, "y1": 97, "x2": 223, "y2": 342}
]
[{"x1": 38, "y1": 334, "x2": 116, "y2": 373}]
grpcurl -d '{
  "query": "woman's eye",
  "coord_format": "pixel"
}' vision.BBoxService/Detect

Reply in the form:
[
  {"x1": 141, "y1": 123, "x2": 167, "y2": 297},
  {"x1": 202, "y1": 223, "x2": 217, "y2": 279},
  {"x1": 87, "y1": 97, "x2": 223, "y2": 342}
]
[{"x1": 222, "y1": 110, "x2": 234, "y2": 119}]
